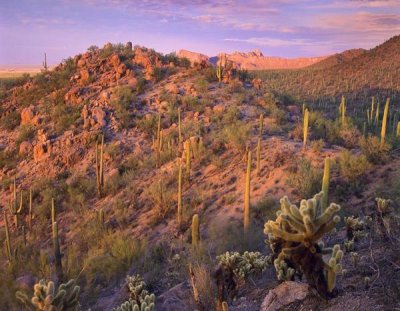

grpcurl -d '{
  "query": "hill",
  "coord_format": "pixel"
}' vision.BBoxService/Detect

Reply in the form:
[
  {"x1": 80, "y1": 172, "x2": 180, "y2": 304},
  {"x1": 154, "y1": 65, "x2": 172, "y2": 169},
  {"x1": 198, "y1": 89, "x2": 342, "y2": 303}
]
[
  {"x1": 254, "y1": 35, "x2": 400, "y2": 111},
  {"x1": 0, "y1": 41, "x2": 399, "y2": 311},
  {"x1": 308, "y1": 48, "x2": 366, "y2": 70}
]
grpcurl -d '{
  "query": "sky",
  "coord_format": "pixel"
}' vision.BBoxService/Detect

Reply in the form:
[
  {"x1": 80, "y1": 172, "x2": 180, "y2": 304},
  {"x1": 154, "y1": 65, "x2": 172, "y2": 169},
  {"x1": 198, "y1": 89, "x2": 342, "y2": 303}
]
[{"x1": 1, "y1": 0, "x2": 400, "y2": 66}]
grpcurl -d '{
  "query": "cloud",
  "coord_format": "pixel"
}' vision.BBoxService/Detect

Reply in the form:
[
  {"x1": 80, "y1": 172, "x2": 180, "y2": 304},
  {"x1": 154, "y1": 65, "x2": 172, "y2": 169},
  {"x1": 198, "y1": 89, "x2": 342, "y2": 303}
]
[{"x1": 224, "y1": 37, "x2": 314, "y2": 47}]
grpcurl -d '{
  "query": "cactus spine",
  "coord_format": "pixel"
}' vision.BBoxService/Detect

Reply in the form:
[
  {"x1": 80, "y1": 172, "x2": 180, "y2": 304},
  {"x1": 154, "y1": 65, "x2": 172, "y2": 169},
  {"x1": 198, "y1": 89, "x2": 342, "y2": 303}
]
[
  {"x1": 244, "y1": 150, "x2": 251, "y2": 233},
  {"x1": 95, "y1": 134, "x2": 104, "y2": 197},
  {"x1": 4, "y1": 211, "x2": 12, "y2": 262},
  {"x1": 303, "y1": 108, "x2": 309, "y2": 149},
  {"x1": 191, "y1": 214, "x2": 199, "y2": 248},
  {"x1": 177, "y1": 161, "x2": 183, "y2": 226},
  {"x1": 51, "y1": 198, "x2": 63, "y2": 282},
  {"x1": 380, "y1": 98, "x2": 389, "y2": 149},
  {"x1": 321, "y1": 158, "x2": 330, "y2": 210}
]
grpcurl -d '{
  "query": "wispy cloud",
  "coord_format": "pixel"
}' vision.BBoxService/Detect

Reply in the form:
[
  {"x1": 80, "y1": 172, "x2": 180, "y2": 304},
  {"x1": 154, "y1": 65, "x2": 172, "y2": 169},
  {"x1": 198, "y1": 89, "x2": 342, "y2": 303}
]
[{"x1": 224, "y1": 37, "x2": 314, "y2": 47}]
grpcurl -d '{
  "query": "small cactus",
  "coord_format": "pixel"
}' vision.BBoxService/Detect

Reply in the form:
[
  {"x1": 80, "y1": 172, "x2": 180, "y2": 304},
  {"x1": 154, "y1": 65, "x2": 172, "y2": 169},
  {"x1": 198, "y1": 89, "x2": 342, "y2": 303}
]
[
  {"x1": 16, "y1": 279, "x2": 80, "y2": 310},
  {"x1": 274, "y1": 257, "x2": 295, "y2": 281},
  {"x1": 8, "y1": 178, "x2": 23, "y2": 228},
  {"x1": 327, "y1": 245, "x2": 343, "y2": 292},
  {"x1": 4, "y1": 211, "x2": 12, "y2": 262},
  {"x1": 256, "y1": 138, "x2": 261, "y2": 176},
  {"x1": 28, "y1": 187, "x2": 33, "y2": 231},
  {"x1": 339, "y1": 96, "x2": 346, "y2": 126},
  {"x1": 177, "y1": 161, "x2": 183, "y2": 226},
  {"x1": 178, "y1": 108, "x2": 182, "y2": 144}
]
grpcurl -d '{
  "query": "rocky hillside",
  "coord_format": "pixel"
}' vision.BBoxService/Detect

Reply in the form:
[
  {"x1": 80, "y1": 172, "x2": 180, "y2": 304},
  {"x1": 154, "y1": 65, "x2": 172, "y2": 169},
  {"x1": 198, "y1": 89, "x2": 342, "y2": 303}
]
[
  {"x1": 309, "y1": 48, "x2": 366, "y2": 70},
  {"x1": 178, "y1": 49, "x2": 327, "y2": 70},
  {"x1": 0, "y1": 41, "x2": 399, "y2": 311}
]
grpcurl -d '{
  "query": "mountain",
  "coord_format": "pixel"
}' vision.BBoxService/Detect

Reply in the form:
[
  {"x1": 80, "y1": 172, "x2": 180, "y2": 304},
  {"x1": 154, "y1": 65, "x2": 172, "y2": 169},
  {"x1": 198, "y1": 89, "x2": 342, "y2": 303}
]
[
  {"x1": 308, "y1": 48, "x2": 366, "y2": 70},
  {"x1": 253, "y1": 34, "x2": 400, "y2": 108},
  {"x1": 178, "y1": 49, "x2": 327, "y2": 70}
]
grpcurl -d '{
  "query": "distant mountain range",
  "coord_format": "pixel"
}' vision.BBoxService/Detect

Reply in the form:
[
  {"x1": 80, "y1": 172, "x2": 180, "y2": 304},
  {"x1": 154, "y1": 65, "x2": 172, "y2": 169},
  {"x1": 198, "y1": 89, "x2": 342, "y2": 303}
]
[{"x1": 177, "y1": 48, "x2": 328, "y2": 70}]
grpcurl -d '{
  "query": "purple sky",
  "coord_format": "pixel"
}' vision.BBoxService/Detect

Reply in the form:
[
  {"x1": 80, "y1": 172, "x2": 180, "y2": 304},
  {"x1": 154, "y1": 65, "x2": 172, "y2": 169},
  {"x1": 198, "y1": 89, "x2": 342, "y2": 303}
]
[{"x1": 1, "y1": 0, "x2": 400, "y2": 66}]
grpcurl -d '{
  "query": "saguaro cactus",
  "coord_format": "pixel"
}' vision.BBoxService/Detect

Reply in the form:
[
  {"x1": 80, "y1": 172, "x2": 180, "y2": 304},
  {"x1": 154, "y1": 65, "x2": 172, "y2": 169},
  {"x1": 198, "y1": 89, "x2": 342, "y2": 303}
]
[
  {"x1": 303, "y1": 108, "x2": 309, "y2": 149},
  {"x1": 50, "y1": 198, "x2": 63, "y2": 281},
  {"x1": 156, "y1": 113, "x2": 162, "y2": 167},
  {"x1": 216, "y1": 53, "x2": 226, "y2": 83},
  {"x1": 258, "y1": 114, "x2": 263, "y2": 138},
  {"x1": 177, "y1": 162, "x2": 183, "y2": 227},
  {"x1": 244, "y1": 150, "x2": 251, "y2": 233},
  {"x1": 95, "y1": 134, "x2": 104, "y2": 197},
  {"x1": 321, "y1": 157, "x2": 330, "y2": 209},
  {"x1": 178, "y1": 108, "x2": 182, "y2": 144},
  {"x1": 29, "y1": 187, "x2": 33, "y2": 231},
  {"x1": 185, "y1": 140, "x2": 191, "y2": 182},
  {"x1": 8, "y1": 178, "x2": 23, "y2": 228},
  {"x1": 256, "y1": 138, "x2": 261, "y2": 176},
  {"x1": 339, "y1": 96, "x2": 346, "y2": 125},
  {"x1": 43, "y1": 53, "x2": 48, "y2": 71},
  {"x1": 4, "y1": 211, "x2": 12, "y2": 262},
  {"x1": 380, "y1": 98, "x2": 390, "y2": 149},
  {"x1": 191, "y1": 214, "x2": 200, "y2": 248}
]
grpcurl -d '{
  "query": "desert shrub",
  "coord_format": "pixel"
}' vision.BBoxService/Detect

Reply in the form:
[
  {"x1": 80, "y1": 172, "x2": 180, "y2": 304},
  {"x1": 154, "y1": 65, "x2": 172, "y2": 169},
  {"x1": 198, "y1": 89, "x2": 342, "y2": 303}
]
[
  {"x1": 194, "y1": 77, "x2": 209, "y2": 93},
  {"x1": 111, "y1": 85, "x2": 136, "y2": 128},
  {"x1": 0, "y1": 110, "x2": 20, "y2": 131},
  {"x1": 339, "y1": 125, "x2": 362, "y2": 148},
  {"x1": 227, "y1": 79, "x2": 244, "y2": 93},
  {"x1": 66, "y1": 175, "x2": 97, "y2": 211},
  {"x1": 52, "y1": 102, "x2": 81, "y2": 134},
  {"x1": 309, "y1": 111, "x2": 341, "y2": 144},
  {"x1": 252, "y1": 197, "x2": 278, "y2": 222},
  {"x1": 152, "y1": 67, "x2": 167, "y2": 82},
  {"x1": 0, "y1": 149, "x2": 18, "y2": 170},
  {"x1": 287, "y1": 158, "x2": 322, "y2": 197},
  {"x1": 359, "y1": 135, "x2": 391, "y2": 164},
  {"x1": 208, "y1": 221, "x2": 265, "y2": 255},
  {"x1": 15, "y1": 125, "x2": 35, "y2": 146},
  {"x1": 203, "y1": 66, "x2": 218, "y2": 83},
  {"x1": 269, "y1": 143, "x2": 294, "y2": 168},
  {"x1": 310, "y1": 139, "x2": 324, "y2": 153},
  {"x1": 338, "y1": 150, "x2": 371, "y2": 194},
  {"x1": 144, "y1": 180, "x2": 175, "y2": 226},
  {"x1": 135, "y1": 114, "x2": 158, "y2": 136},
  {"x1": 222, "y1": 120, "x2": 251, "y2": 152}
]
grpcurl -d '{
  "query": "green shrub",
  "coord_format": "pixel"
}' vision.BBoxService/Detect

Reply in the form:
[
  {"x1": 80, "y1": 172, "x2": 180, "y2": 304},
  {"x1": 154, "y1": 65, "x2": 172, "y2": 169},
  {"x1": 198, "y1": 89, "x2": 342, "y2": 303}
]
[
  {"x1": 222, "y1": 120, "x2": 251, "y2": 152},
  {"x1": 111, "y1": 85, "x2": 136, "y2": 128},
  {"x1": 360, "y1": 136, "x2": 391, "y2": 164},
  {"x1": 52, "y1": 102, "x2": 81, "y2": 134},
  {"x1": 0, "y1": 111, "x2": 20, "y2": 131},
  {"x1": 287, "y1": 158, "x2": 322, "y2": 197},
  {"x1": 16, "y1": 125, "x2": 35, "y2": 146}
]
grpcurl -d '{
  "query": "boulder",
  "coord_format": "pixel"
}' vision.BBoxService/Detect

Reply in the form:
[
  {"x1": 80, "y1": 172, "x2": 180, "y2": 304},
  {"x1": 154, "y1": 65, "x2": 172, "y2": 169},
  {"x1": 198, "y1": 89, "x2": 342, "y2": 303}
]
[
  {"x1": 92, "y1": 107, "x2": 107, "y2": 127},
  {"x1": 79, "y1": 69, "x2": 90, "y2": 85},
  {"x1": 20, "y1": 106, "x2": 35, "y2": 126},
  {"x1": 213, "y1": 104, "x2": 225, "y2": 113},
  {"x1": 33, "y1": 142, "x2": 51, "y2": 162},
  {"x1": 111, "y1": 54, "x2": 121, "y2": 69},
  {"x1": 260, "y1": 281, "x2": 312, "y2": 311},
  {"x1": 19, "y1": 141, "x2": 32, "y2": 155},
  {"x1": 166, "y1": 84, "x2": 180, "y2": 94}
]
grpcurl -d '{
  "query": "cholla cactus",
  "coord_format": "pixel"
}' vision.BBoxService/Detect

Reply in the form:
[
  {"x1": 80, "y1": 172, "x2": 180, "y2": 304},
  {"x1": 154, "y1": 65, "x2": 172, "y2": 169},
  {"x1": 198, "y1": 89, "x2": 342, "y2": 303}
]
[
  {"x1": 216, "y1": 251, "x2": 271, "y2": 280},
  {"x1": 344, "y1": 216, "x2": 365, "y2": 239},
  {"x1": 376, "y1": 197, "x2": 392, "y2": 214},
  {"x1": 264, "y1": 192, "x2": 342, "y2": 297},
  {"x1": 327, "y1": 245, "x2": 343, "y2": 292},
  {"x1": 114, "y1": 275, "x2": 155, "y2": 311},
  {"x1": 274, "y1": 257, "x2": 295, "y2": 281},
  {"x1": 16, "y1": 279, "x2": 80, "y2": 311}
]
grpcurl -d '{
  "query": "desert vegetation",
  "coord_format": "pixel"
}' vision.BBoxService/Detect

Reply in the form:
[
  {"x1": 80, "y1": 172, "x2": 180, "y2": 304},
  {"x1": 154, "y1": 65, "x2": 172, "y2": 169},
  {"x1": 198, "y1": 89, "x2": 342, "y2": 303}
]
[{"x1": 0, "y1": 37, "x2": 400, "y2": 311}]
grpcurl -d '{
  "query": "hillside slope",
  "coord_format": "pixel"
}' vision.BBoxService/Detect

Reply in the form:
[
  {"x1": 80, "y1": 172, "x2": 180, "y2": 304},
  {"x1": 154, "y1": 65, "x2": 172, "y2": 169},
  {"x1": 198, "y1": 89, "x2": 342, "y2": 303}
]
[{"x1": 0, "y1": 41, "x2": 399, "y2": 311}]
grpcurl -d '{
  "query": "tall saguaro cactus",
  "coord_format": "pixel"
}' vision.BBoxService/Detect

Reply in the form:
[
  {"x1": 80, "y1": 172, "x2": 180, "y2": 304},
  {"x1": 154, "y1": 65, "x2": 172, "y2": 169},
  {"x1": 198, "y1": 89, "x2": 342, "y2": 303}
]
[
  {"x1": 185, "y1": 140, "x2": 191, "y2": 182},
  {"x1": 303, "y1": 108, "x2": 309, "y2": 149},
  {"x1": 321, "y1": 157, "x2": 330, "y2": 209},
  {"x1": 244, "y1": 150, "x2": 251, "y2": 233},
  {"x1": 156, "y1": 113, "x2": 162, "y2": 167},
  {"x1": 95, "y1": 134, "x2": 104, "y2": 198},
  {"x1": 178, "y1": 108, "x2": 182, "y2": 144},
  {"x1": 177, "y1": 161, "x2": 183, "y2": 227},
  {"x1": 258, "y1": 114, "x2": 263, "y2": 138},
  {"x1": 380, "y1": 98, "x2": 390, "y2": 149},
  {"x1": 29, "y1": 188, "x2": 33, "y2": 231},
  {"x1": 4, "y1": 211, "x2": 12, "y2": 262},
  {"x1": 51, "y1": 198, "x2": 63, "y2": 281},
  {"x1": 191, "y1": 214, "x2": 200, "y2": 248},
  {"x1": 256, "y1": 138, "x2": 261, "y2": 176},
  {"x1": 8, "y1": 179, "x2": 23, "y2": 228},
  {"x1": 339, "y1": 96, "x2": 346, "y2": 126},
  {"x1": 43, "y1": 53, "x2": 48, "y2": 71}
]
